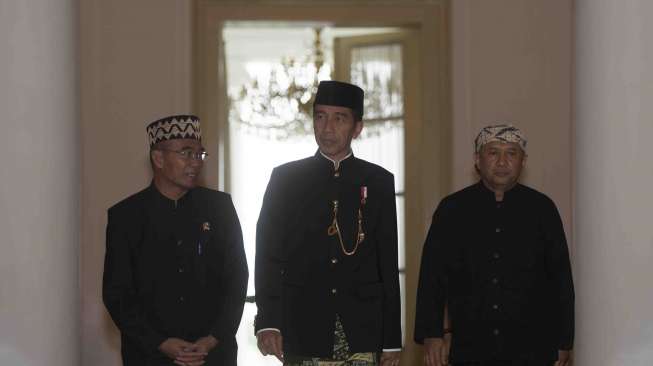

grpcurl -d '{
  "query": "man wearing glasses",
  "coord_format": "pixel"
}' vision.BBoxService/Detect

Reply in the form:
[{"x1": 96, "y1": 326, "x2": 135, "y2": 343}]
[{"x1": 103, "y1": 115, "x2": 248, "y2": 366}]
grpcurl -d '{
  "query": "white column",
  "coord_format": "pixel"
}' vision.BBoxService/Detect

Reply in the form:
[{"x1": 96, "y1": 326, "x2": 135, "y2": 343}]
[
  {"x1": 575, "y1": 1, "x2": 653, "y2": 365},
  {"x1": 0, "y1": 1, "x2": 79, "y2": 365}
]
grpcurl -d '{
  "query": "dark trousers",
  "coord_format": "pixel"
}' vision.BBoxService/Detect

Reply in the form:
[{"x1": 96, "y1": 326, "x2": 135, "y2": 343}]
[{"x1": 453, "y1": 361, "x2": 554, "y2": 366}]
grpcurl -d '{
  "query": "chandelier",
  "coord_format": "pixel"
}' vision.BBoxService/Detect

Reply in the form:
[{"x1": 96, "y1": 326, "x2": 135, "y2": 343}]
[{"x1": 229, "y1": 28, "x2": 329, "y2": 140}]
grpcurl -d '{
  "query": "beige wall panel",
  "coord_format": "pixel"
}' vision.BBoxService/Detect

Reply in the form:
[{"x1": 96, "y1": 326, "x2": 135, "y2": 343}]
[
  {"x1": 451, "y1": 0, "x2": 573, "y2": 243},
  {"x1": 80, "y1": 1, "x2": 193, "y2": 365}
]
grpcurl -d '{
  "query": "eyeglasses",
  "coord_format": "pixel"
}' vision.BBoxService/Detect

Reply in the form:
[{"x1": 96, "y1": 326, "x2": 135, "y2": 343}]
[{"x1": 157, "y1": 148, "x2": 209, "y2": 161}]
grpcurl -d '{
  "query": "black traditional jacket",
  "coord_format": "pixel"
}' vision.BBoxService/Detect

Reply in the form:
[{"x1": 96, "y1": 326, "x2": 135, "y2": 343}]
[
  {"x1": 255, "y1": 153, "x2": 402, "y2": 357},
  {"x1": 414, "y1": 182, "x2": 574, "y2": 362},
  {"x1": 103, "y1": 184, "x2": 248, "y2": 366}
]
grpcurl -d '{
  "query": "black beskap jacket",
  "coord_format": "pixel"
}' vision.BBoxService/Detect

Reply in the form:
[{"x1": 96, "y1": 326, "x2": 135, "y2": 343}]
[
  {"x1": 415, "y1": 182, "x2": 574, "y2": 363},
  {"x1": 103, "y1": 184, "x2": 248, "y2": 366},
  {"x1": 255, "y1": 153, "x2": 402, "y2": 357}
]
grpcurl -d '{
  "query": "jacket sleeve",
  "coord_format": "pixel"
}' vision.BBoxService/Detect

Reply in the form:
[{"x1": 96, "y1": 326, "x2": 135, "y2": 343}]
[
  {"x1": 209, "y1": 194, "x2": 249, "y2": 341},
  {"x1": 254, "y1": 168, "x2": 286, "y2": 332},
  {"x1": 414, "y1": 199, "x2": 450, "y2": 343},
  {"x1": 376, "y1": 173, "x2": 403, "y2": 350},
  {"x1": 102, "y1": 208, "x2": 166, "y2": 354},
  {"x1": 541, "y1": 197, "x2": 575, "y2": 350}
]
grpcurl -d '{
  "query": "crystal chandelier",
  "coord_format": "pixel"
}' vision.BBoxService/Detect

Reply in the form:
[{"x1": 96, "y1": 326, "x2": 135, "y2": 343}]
[{"x1": 229, "y1": 28, "x2": 329, "y2": 140}]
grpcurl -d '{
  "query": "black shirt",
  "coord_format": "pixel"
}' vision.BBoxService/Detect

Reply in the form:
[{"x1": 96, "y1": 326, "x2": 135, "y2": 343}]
[
  {"x1": 103, "y1": 184, "x2": 248, "y2": 366},
  {"x1": 414, "y1": 182, "x2": 574, "y2": 362}
]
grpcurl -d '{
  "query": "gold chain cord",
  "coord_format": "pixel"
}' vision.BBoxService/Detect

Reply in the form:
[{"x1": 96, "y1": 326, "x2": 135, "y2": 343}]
[{"x1": 328, "y1": 200, "x2": 365, "y2": 256}]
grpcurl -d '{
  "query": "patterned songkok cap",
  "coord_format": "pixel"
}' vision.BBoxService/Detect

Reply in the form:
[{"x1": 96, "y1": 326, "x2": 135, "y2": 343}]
[
  {"x1": 474, "y1": 124, "x2": 527, "y2": 153},
  {"x1": 146, "y1": 115, "x2": 202, "y2": 147}
]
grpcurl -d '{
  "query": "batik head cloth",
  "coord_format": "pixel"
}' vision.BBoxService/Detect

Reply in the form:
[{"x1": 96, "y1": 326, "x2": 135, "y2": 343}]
[
  {"x1": 474, "y1": 124, "x2": 527, "y2": 153},
  {"x1": 146, "y1": 115, "x2": 202, "y2": 147}
]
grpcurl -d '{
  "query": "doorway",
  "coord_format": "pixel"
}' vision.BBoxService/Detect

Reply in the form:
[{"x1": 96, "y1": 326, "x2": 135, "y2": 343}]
[
  {"x1": 194, "y1": 2, "x2": 450, "y2": 364},
  {"x1": 224, "y1": 22, "x2": 411, "y2": 365}
]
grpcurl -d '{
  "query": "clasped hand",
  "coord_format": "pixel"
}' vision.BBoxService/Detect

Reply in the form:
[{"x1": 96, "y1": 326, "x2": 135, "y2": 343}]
[{"x1": 159, "y1": 336, "x2": 218, "y2": 366}]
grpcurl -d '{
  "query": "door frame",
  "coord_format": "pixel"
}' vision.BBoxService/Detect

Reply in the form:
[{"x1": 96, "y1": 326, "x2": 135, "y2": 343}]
[{"x1": 192, "y1": 1, "x2": 451, "y2": 364}]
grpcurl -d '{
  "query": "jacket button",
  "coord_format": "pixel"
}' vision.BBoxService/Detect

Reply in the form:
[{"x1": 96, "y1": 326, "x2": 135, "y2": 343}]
[{"x1": 331, "y1": 258, "x2": 338, "y2": 264}]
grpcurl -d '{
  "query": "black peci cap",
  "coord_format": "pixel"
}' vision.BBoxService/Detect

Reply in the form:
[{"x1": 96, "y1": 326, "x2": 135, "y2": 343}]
[{"x1": 314, "y1": 80, "x2": 364, "y2": 121}]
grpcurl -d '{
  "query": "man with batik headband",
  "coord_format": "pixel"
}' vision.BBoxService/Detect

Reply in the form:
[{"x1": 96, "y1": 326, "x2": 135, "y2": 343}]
[
  {"x1": 255, "y1": 81, "x2": 403, "y2": 366},
  {"x1": 414, "y1": 124, "x2": 575, "y2": 366},
  {"x1": 103, "y1": 115, "x2": 248, "y2": 366}
]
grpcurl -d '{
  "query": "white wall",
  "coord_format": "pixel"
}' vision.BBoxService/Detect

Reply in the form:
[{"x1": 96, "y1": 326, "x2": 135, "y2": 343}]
[
  {"x1": 574, "y1": 1, "x2": 653, "y2": 365},
  {"x1": 0, "y1": 0, "x2": 79, "y2": 365}
]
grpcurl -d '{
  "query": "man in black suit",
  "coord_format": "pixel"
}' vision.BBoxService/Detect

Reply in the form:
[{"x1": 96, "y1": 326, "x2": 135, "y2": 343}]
[
  {"x1": 414, "y1": 124, "x2": 574, "y2": 366},
  {"x1": 255, "y1": 81, "x2": 402, "y2": 366},
  {"x1": 103, "y1": 115, "x2": 248, "y2": 366}
]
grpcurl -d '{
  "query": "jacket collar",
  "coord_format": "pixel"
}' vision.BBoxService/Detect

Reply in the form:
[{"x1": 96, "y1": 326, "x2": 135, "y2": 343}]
[{"x1": 315, "y1": 149, "x2": 354, "y2": 171}]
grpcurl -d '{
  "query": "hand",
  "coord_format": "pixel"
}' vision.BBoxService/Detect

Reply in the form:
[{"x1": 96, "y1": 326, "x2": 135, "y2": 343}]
[
  {"x1": 193, "y1": 335, "x2": 219, "y2": 354},
  {"x1": 257, "y1": 330, "x2": 284, "y2": 362},
  {"x1": 380, "y1": 350, "x2": 401, "y2": 366},
  {"x1": 159, "y1": 338, "x2": 206, "y2": 366},
  {"x1": 423, "y1": 337, "x2": 448, "y2": 366},
  {"x1": 170, "y1": 336, "x2": 218, "y2": 366},
  {"x1": 555, "y1": 350, "x2": 571, "y2": 366}
]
